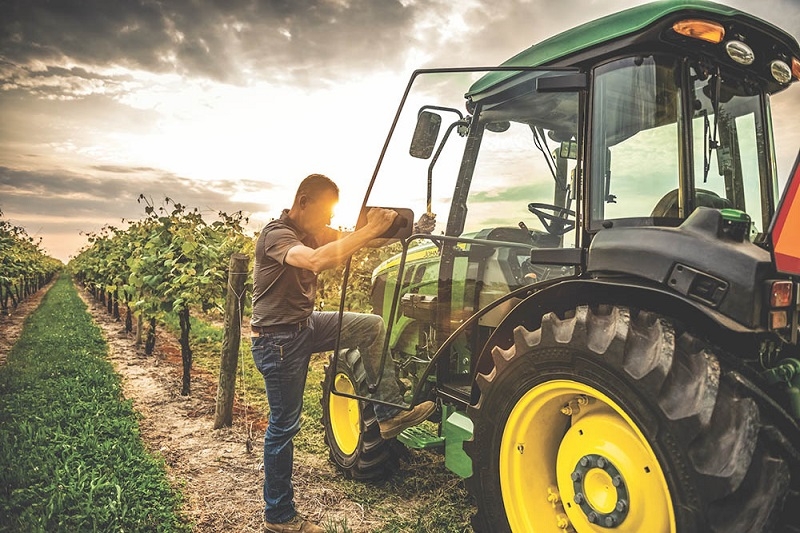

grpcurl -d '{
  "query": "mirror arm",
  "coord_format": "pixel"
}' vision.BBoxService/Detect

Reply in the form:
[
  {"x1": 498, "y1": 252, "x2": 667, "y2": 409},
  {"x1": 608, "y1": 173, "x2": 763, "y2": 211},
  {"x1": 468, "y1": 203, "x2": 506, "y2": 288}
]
[
  {"x1": 427, "y1": 119, "x2": 468, "y2": 213},
  {"x1": 418, "y1": 104, "x2": 464, "y2": 121}
]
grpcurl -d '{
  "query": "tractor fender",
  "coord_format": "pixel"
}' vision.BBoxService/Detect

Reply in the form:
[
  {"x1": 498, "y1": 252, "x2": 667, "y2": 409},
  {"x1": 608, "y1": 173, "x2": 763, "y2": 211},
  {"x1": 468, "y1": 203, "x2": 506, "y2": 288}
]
[{"x1": 472, "y1": 276, "x2": 765, "y2": 393}]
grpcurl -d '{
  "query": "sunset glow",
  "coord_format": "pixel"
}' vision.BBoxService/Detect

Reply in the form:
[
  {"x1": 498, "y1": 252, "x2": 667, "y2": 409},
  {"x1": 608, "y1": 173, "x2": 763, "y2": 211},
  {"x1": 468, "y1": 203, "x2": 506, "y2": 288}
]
[{"x1": 1, "y1": 0, "x2": 797, "y2": 261}]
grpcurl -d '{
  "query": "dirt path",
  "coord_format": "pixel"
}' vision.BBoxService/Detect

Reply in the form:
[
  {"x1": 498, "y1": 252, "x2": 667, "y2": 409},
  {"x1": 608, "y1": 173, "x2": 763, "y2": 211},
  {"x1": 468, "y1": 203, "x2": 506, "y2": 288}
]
[
  {"x1": 77, "y1": 288, "x2": 384, "y2": 532},
  {"x1": 0, "y1": 282, "x2": 55, "y2": 366},
  {"x1": 1, "y1": 279, "x2": 450, "y2": 532}
]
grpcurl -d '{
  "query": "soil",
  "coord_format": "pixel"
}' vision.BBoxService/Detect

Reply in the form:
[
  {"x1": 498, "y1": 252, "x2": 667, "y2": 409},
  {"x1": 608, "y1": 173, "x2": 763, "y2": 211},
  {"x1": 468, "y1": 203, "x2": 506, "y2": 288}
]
[
  {"x1": 76, "y1": 291, "x2": 389, "y2": 532},
  {"x1": 0, "y1": 282, "x2": 389, "y2": 532}
]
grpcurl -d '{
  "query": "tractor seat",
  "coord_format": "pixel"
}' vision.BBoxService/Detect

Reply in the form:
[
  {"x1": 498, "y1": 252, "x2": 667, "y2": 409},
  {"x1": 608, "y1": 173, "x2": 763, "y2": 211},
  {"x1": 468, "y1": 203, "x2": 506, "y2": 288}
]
[{"x1": 651, "y1": 188, "x2": 732, "y2": 219}]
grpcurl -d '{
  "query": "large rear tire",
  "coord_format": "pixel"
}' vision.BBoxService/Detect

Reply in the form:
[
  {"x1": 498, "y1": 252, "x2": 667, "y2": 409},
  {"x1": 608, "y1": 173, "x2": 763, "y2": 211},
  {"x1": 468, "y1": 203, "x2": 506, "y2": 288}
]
[
  {"x1": 466, "y1": 305, "x2": 792, "y2": 532},
  {"x1": 321, "y1": 349, "x2": 399, "y2": 480}
]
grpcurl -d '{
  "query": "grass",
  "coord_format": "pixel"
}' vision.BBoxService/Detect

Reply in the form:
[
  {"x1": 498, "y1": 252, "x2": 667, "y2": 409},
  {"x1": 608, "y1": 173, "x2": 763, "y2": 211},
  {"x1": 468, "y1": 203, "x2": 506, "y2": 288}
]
[{"x1": 0, "y1": 275, "x2": 190, "y2": 533}]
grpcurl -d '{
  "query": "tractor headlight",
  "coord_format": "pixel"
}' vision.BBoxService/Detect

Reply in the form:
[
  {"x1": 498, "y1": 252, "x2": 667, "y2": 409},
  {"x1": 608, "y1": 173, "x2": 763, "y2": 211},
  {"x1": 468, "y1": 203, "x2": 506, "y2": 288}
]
[
  {"x1": 725, "y1": 40, "x2": 755, "y2": 65},
  {"x1": 770, "y1": 60, "x2": 793, "y2": 84}
]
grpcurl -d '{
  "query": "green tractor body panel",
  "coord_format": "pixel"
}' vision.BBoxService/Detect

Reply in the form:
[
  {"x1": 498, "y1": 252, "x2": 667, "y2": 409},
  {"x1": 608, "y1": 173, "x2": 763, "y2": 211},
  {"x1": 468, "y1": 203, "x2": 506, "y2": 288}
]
[
  {"x1": 373, "y1": 239, "x2": 447, "y2": 351},
  {"x1": 442, "y1": 405, "x2": 473, "y2": 479}
]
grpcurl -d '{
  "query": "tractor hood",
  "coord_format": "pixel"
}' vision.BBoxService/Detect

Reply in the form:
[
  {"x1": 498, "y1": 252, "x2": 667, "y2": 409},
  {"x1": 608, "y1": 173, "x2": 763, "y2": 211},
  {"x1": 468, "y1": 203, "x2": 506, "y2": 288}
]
[{"x1": 769, "y1": 150, "x2": 800, "y2": 276}]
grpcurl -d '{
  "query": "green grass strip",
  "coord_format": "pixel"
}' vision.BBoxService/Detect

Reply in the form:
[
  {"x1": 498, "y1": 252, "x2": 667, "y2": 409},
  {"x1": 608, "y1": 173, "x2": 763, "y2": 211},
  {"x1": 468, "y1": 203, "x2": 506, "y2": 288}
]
[{"x1": 0, "y1": 275, "x2": 191, "y2": 533}]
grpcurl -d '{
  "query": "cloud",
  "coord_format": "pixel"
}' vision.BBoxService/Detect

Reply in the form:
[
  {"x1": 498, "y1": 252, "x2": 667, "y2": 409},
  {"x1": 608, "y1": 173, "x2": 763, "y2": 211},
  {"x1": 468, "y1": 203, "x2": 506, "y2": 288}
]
[
  {"x1": 3, "y1": 0, "x2": 797, "y2": 100},
  {"x1": 0, "y1": 164, "x2": 275, "y2": 259},
  {"x1": 468, "y1": 183, "x2": 554, "y2": 204},
  {"x1": 0, "y1": 0, "x2": 420, "y2": 88},
  {"x1": 0, "y1": 61, "x2": 139, "y2": 100},
  {"x1": 0, "y1": 165, "x2": 267, "y2": 223}
]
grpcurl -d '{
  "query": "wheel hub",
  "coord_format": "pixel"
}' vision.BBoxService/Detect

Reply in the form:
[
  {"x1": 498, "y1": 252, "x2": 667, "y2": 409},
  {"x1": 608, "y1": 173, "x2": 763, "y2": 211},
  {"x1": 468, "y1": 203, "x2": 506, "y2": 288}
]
[
  {"x1": 571, "y1": 454, "x2": 629, "y2": 528},
  {"x1": 499, "y1": 380, "x2": 675, "y2": 532}
]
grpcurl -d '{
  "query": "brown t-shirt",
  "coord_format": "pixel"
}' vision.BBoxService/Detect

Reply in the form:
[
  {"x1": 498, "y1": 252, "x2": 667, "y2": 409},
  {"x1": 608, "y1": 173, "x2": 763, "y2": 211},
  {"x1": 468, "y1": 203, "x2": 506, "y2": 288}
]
[{"x1": 251, "y1": 210, "x2": 338, "y2": 327}]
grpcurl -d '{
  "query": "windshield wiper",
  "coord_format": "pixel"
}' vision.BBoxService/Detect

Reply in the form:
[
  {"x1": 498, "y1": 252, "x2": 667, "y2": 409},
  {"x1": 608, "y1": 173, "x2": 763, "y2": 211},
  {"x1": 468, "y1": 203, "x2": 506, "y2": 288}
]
[
  {"x1": 532, "y1": 126, "x2": 564, "y2": 189},
  {"x1": 703, "y1": 69, "x2": 722, "y2": 183}
]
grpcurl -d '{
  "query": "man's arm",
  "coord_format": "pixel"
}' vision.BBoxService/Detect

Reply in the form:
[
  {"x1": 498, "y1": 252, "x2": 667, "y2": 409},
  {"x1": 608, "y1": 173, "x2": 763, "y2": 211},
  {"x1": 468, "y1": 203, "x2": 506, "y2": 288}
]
[{"x1": 285, "y1": 208, "x2": 397, "y2": 273}]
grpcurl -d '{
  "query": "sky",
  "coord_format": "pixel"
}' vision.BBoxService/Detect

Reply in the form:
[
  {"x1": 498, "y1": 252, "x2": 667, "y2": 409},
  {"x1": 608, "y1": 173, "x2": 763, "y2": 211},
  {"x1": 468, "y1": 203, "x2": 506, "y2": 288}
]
[{"x1": 1, "y1": 0, "x2": 799, "y2": 262}]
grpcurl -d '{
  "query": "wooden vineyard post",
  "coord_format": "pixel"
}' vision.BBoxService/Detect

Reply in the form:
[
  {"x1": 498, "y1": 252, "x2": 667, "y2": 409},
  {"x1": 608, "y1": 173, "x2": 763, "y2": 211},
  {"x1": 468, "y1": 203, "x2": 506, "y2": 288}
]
[{"x1": 214, "y1": 253, "x2": 250, "y2": 429}]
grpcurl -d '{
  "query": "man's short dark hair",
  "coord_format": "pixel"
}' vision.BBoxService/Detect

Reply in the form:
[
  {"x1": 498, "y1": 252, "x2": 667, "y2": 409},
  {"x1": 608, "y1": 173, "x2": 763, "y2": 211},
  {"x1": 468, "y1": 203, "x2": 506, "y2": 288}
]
[{"x1": 294, "y1": 174, "x2": 339, "y2": 204}]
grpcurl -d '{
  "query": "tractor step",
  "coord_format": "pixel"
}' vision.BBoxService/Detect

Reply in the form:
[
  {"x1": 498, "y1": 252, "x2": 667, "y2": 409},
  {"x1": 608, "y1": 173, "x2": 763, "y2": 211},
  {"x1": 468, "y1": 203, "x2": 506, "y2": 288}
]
[{"x1": 397, "y1": 425, "x2": 445, "y2": 449}]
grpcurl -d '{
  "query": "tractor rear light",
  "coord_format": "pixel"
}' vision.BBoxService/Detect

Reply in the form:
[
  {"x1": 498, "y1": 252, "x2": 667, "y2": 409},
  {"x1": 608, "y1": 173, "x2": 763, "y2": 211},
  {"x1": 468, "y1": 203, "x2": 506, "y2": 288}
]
[
  {"x1": 771, "y1": 280, "x2": 793, "y2": 307},
  {"x1": 770, "y1": 310, "x2": 789, "y2": 329},
  {"x1": 793, "y1": 57, "x2": 800, "y2": 80},
  {"x1": 672, "y1": 19, "x2": 725, "y2": 44}
]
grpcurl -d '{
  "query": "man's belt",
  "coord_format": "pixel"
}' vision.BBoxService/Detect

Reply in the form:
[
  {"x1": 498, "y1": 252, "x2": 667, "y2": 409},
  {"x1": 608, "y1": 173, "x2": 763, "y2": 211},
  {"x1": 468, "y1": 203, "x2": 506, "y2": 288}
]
[{"x1": 252, "y1": 318, "x2": 310, "y2": 335}]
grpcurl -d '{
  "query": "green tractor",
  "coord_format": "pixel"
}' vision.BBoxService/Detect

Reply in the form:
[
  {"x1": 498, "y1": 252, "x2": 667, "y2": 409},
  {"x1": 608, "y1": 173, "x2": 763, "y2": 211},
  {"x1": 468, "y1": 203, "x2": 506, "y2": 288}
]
[{"x1": 320, "y1": 1, "x2": 800, "y2": 531}]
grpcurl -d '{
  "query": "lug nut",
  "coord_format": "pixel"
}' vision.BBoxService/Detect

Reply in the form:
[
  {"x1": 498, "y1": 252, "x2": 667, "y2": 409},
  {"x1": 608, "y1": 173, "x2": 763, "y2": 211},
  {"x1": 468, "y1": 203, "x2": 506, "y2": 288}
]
[
  {"x1": 574, "y1": 492, "x2": 584, "y2": 504},
  {"x1": 571, "y1": 471, "x2": 581, "y2": 482},
  {"x1": 612, "y1": 475, "x2": 622, "y2": 487},
  {"x1": 587, "y1": 512, "x2": 597, "y2": 523},
  {"x1": 605, "y1": 516, "x2": 616, "y2": 527},
  {"x1": 596, "y1": 457, "x2": 606, "y2": 468},
  {"x1": 616, "y1": 499, "x2": 628, "y2": 512}
]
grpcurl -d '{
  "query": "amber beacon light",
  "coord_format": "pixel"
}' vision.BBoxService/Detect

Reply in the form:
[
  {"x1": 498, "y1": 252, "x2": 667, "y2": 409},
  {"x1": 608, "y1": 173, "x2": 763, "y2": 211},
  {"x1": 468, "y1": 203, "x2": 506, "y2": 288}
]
[{"x1": 672, "y1": 19, "x2": 725, "y2": 43}]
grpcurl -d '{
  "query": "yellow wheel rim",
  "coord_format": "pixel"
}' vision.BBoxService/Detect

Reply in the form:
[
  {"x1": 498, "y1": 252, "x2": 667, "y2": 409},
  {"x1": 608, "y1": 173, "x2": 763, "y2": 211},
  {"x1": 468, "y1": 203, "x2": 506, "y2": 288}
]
[
  {"x1": 329, "y1": 373, "x2": 360, "y2": 455},
  {"x1": 500, "y1": 379, "x2": 675, "y2": 532}
]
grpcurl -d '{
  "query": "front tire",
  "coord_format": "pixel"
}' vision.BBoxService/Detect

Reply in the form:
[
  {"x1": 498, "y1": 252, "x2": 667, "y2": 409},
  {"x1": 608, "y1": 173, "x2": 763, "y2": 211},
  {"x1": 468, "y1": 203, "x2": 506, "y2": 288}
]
[
  {"x1": 321, "y1": 349, "x2": 399, "y2": 480},
  {"x1": 466, "y1": 305, "x2": 792, "y2": 532}
]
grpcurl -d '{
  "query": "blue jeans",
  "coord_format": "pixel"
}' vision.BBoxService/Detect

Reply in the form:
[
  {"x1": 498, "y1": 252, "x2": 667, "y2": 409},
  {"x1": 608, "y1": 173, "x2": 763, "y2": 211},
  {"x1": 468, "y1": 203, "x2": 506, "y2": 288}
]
[{"x1": 251, "y1": 311, "x2": 403, "y2": 522}]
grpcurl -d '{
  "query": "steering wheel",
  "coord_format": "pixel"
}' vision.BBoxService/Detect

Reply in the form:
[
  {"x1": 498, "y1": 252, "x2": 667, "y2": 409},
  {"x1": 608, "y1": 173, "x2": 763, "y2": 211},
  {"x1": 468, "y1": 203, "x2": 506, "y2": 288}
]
[{"x1": 527, "y1": 202, "x2": 575, "y2": 236}]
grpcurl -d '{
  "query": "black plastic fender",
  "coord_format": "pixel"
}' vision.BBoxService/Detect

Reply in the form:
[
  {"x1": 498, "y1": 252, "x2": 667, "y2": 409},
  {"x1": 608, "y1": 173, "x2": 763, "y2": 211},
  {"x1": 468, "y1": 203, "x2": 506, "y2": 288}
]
[{"x1": 471, "y1": 276, "x2": 765, "y2": 400}]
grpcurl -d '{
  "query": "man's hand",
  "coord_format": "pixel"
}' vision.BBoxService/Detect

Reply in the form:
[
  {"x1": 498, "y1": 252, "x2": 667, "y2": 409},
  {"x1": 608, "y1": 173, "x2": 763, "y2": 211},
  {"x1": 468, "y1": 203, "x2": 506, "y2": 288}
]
[
  {"x1": 414, "y1": 212, "x2": 436, "y2": 234},
  {"x1": 365, "y1": 207, "x2": 398, "y2": 237}
]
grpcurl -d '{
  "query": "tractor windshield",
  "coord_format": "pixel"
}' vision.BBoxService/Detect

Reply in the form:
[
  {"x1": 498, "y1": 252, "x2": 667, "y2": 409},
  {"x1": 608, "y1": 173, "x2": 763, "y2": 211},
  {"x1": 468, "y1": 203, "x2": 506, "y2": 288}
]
[
  {"x1": 364, "y1": 69, "x2": 581, "y2": 245},
  {"x1": 351, "y1": 68, "x2": 582, "y2": 399},
  {"x1": 589, "y1": 55, "x2": 777, "y2": 240}
]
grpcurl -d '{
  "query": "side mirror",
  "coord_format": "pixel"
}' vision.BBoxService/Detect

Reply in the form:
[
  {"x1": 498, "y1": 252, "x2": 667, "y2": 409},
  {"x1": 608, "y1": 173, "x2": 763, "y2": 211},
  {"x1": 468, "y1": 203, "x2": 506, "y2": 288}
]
[
  {"x1": 409, "y1": 111, "x2": 442, "y2": 159},
  {"x1": 357, "y1": 207, "x2": 415, "y2": 244}
]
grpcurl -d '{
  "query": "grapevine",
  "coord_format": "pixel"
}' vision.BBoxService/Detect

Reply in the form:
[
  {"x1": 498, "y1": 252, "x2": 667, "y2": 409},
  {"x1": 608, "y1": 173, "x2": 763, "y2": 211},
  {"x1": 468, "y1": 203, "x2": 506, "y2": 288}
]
[
  {"x1": 0, "y1": 210, "x2": 62, "y2": 314},
  {"x1": 71, "y1": 197, "x2": 254, "y2": 395}
]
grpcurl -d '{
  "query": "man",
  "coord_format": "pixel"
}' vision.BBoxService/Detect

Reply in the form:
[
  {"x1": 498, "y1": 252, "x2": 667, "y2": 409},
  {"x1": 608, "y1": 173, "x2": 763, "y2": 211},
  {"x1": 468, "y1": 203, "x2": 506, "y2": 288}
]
[{"x1": 251, "y1": 174, "x2": 436, "y2": 533}]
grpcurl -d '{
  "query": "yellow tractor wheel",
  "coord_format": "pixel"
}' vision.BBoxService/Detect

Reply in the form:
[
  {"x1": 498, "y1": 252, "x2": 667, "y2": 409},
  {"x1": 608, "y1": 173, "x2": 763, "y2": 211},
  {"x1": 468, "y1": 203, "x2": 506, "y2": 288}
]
[
  {"x1": 500, "y1": 379, "x2": 672, "y2": 532},
  {"x1": 321, "y1": 349, "x2": 398, "y2": 480},
  {"x1": 466, "y1": 305, "x2": 791, "y2": 532}
]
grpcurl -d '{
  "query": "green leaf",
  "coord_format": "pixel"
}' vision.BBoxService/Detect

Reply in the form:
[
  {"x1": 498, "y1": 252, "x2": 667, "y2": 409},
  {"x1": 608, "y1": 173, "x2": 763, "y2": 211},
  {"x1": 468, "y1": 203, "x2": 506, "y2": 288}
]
[{"x1": 181, "y1": 241, "x2": 197, "y2": 255}]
